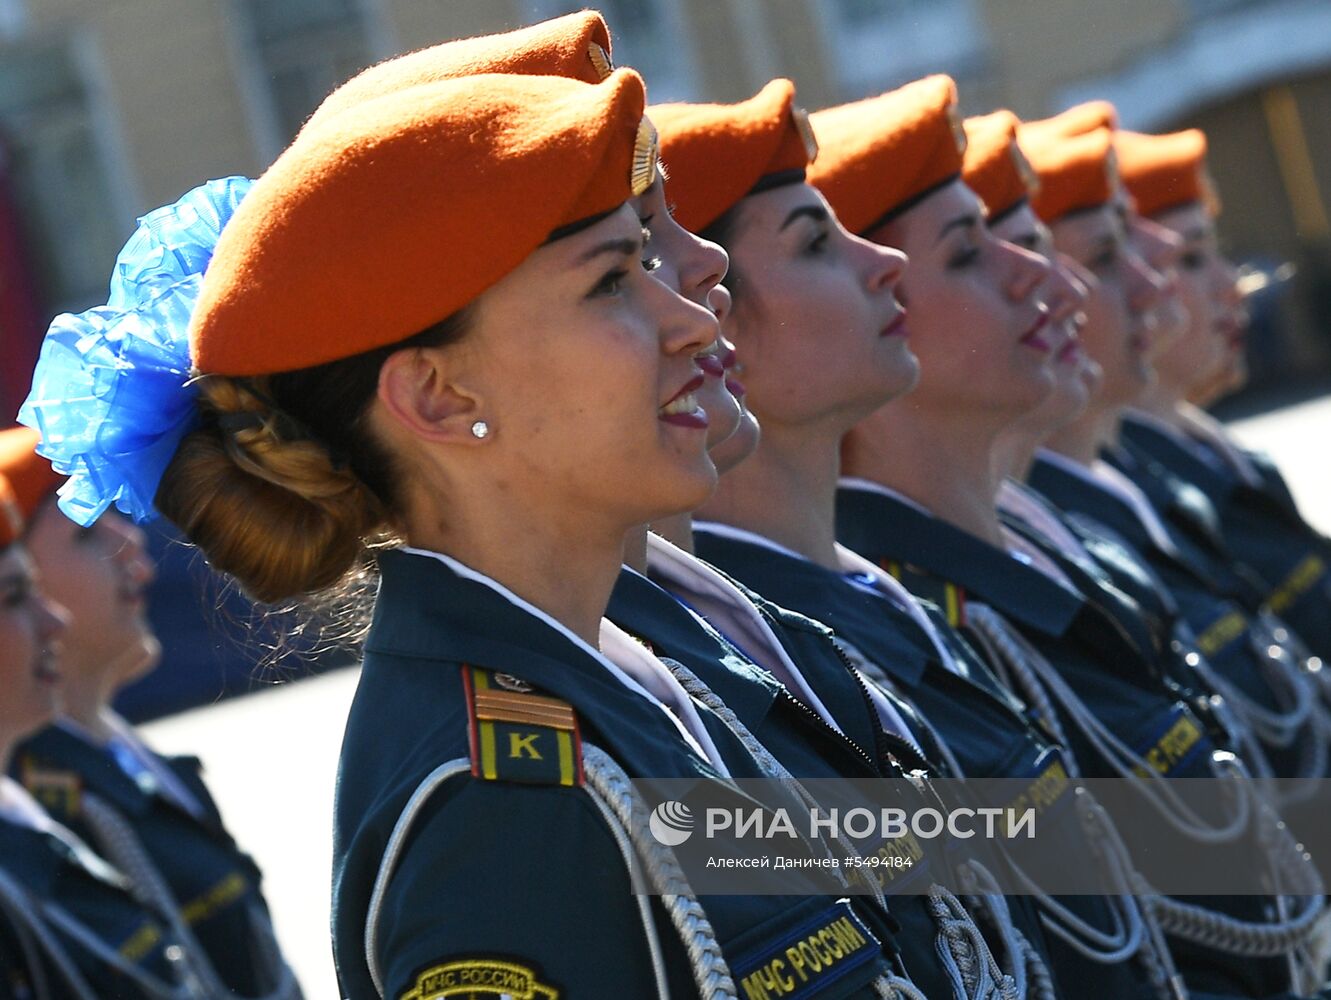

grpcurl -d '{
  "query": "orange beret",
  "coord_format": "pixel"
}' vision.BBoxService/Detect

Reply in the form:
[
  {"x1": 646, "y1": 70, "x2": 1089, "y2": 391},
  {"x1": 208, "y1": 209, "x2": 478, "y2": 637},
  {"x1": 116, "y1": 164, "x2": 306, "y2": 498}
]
[
  {"x1": 1017, "y1": 124, "x2": 1117, "y2": 223},
  {"x1": 1035, "y1": 101, "x2": 1119, "y2": 139},
  {"x1": 962, "y1": 110, "x2": 1037, "y2": 222},
  {"x1": 303, "y1": 11, "x2": 613, "y2": 133},
  {"x1": 191, "y1": 69, "x2": 657, "y2": 376},
  {"x1": 650, "y1": 79, "x2": 818, "y2": 234},
  {"x1": 0, "y1": 427, "x2": 62, "y2": 525},
  {"x1": 807, "y1": 75, "x2": 966, "y2": 235},
  {"x1": 1116, "y1": 129, "x2": 1214, "y2": 218}
]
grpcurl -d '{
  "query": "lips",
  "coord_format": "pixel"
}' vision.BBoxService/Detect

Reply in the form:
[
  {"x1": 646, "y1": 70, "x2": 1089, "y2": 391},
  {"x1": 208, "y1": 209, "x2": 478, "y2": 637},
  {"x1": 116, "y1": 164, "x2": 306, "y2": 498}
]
[
  {"x1": 695, "y1": 353, "x2": 726, "y2": 377},
  {"x1": 1057, "y1": 337, "x2": 1084, "y2": 365},
  {"x1": 660, "y1": 374, "x2": 709, "y2": 429},
  {"x1": 880, "y1": 310, "x2": 909, "y2": 338},
  {"x1": 34, "y1": 651, "x2": 62, "y2": 687},
  {"x1": 1019, "y1": 309, "x2": 1053, "y2": 352}
]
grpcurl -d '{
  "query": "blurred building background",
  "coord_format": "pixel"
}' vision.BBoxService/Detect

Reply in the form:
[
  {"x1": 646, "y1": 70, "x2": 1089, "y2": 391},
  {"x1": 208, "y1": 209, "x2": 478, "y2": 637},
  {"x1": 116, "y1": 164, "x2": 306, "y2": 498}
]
[{"x1": 0, "y1": 0, "x2": 1329, "y2": 714}]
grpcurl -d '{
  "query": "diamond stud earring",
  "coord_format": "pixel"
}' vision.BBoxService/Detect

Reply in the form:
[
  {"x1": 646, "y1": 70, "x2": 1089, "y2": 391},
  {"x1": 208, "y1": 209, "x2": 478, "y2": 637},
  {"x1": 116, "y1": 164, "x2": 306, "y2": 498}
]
[{"x1": 470, "y1": 420, "x2": 490, "y2": 439}]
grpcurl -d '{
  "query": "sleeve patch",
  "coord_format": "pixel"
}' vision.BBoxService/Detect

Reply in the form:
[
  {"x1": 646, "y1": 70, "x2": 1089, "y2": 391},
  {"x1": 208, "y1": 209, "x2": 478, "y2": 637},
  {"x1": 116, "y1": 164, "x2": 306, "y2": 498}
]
[{"x1": 400, "y1": 956, "x2": 560, "y2": 999}]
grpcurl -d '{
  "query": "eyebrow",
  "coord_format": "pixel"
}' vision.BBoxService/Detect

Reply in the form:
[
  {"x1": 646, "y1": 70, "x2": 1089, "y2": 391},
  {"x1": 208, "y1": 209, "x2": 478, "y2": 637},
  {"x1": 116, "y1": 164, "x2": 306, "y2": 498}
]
[
  {"x1": 937, "y1": 214, "x2": 979, "y2": 243},
  {"x1": 576, "y1": 236, "x2": 642, "y2": 266},
  {"x1": 780, "y1": 205, "x2": 829, "y2": 232},
  {"x1": 1183, "y1": 226, "x2": 1209, "y2": 243}
]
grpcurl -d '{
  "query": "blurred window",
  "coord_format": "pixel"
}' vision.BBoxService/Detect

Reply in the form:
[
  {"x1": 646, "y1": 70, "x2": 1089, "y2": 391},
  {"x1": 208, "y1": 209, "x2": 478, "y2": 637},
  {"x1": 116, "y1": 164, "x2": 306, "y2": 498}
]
[
  {"x1": 235, "y1": 0, "x2": 373, "y2": 144},
  {"x1": 0, "y1": 39, "x2": 123, "y2": 314},
  {"x1": 524, "y1": 0, "x2": 700, "y2": 101},
  {"x1": 815, "y1": 0, "x2": 987, "y2": 97}
]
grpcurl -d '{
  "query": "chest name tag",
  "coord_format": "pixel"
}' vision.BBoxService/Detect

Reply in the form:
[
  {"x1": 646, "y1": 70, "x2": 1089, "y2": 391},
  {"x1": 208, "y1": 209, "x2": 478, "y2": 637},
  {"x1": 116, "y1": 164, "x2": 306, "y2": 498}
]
[
  {"x1": 462, "y1": 667, "x2": 583, "y2": 787},
  {"x1": 1132, "y1": 704, "x2": 1207, "y2": 778},
  {"x1": 731, "y1": 902, "x2": 879, "y2": 1000}
]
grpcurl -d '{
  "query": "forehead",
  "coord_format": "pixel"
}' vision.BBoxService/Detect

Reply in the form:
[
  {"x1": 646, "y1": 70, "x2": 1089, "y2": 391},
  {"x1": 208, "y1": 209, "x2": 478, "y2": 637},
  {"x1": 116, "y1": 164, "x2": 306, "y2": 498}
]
[
  {"x1": 1051, "y1": 203, "x2": 1119, "y2": 243},
  {"x1": 875, "y1": 177, "x2": 980, "y2": 245},
  {"x1": 991, "y1": 202, "x2": 1046, "y2": 239},
  {"x1": 734, "y1": 181, "x2": 827, "y2": 232},
  {"x1": 1155, "y1": 202, "x2": 1211, "y2": 239}
]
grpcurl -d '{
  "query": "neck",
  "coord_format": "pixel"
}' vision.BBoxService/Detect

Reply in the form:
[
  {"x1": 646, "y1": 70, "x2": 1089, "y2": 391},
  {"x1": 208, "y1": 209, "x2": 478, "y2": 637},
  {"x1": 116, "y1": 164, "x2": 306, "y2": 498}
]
[
  {"x1": 993, "y1": 417, "x2": 1047, "y2": 483},
  {"x1": 407, "y1": 492, "x2": 629, "y2": 646},
  {"x1": 60, "y1": 683, "x2": 120, "y2": 743},
  {"x1": 1044, "y1": 402, "x2": 1122, "y2": 466},
  {"x1": 843, "y1": 402, "x2": 1008, "y2": 548},
  {"x1": 1132, "y1": 382, "x2": 1186, "y2": 426},
  {"x1": 697, "y1": 418, "x2": 843, "y2": 569},
  {"x1": 649, "y1": 512, "x2": 695, "y2": 558}
]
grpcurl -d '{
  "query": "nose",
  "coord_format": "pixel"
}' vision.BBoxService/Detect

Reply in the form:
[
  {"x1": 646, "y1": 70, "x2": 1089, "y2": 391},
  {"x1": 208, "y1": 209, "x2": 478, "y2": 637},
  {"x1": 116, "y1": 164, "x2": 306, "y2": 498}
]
[
  {"x1": 1043, "y1": 257, "x2": 1090, "y2": 326},
  {"x1": 38, "y1": 594, "x2": 70, "y2": 643},
  {"x1": 1000, "y1": 240, "x2": 1053, "y2": 303},
  {"x1": 862, "y1": 238, "x2": 908, "y2": 293},
  {"x1": 708, "y1": 282, "x2": 734, "y2": 326},
  {"x1": 1132, "y1": 216, "x2": 1185, "y2": 273},
  {"x1": 1125, "y1": 247, "x2": 1167, "y2": 317},
  {"x1": 659, "y1": 280, "x2": 721, "y2": 361},
  {"x1": 678, "y1": 229, "x2": 729, "y2": 312}
]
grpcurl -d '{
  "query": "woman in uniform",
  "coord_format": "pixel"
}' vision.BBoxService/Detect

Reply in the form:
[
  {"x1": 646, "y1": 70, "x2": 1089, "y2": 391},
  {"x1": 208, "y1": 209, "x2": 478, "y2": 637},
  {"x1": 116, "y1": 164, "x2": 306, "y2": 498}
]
[
  {"x1": 0, "y1": 472, "x2": 205, "y2": 999},
  {"x1": 1, "y1": 426, "x2": 299, "y2": 1000},
  {"x1": 22, "y1": 60, "x2": 926, "y2": 1000}
]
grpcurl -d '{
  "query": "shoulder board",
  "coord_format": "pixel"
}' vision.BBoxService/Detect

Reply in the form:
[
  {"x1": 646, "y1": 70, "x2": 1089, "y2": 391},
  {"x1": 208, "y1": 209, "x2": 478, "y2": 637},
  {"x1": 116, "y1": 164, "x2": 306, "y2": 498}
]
[
  {"x1": 880, "y1": 559, "x2": 967, "y2": 627},
  {"x1": 18, "y1": 756, "x2": 81, "y2": 818},
  {"x1": 462, "y1": 667, "x2": 584, "y2": 787}
]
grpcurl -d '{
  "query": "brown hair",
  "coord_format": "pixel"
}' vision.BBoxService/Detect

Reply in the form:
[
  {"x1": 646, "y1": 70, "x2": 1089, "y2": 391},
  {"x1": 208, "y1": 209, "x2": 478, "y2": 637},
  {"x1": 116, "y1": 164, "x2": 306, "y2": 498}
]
[{"x1": 157, "y1": 311, "x2": 470, "y2": 607}]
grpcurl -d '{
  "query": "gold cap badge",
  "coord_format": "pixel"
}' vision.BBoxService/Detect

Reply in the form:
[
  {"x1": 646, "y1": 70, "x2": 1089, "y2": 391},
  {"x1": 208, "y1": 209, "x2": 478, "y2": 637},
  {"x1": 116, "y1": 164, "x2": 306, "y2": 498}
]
[{"x1": 632, "y1": 117, "x2": 659, "y2": 196}]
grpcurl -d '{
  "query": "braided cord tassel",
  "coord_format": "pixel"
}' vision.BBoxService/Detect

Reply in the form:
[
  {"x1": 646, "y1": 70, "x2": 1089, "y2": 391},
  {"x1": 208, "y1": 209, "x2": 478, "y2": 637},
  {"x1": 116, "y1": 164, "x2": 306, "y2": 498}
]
[
  {"x1": 581, "y1": 745, "x2": 738, "y2": 1000},
  {"x1": 79, "y1": 791, "x2": 301, "y2": 1000}
]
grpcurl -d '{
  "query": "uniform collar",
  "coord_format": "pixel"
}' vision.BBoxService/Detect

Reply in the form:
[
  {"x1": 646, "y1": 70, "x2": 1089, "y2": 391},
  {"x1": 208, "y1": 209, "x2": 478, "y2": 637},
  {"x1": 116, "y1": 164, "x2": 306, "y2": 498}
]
[
  {"x1": 608, "y1": 566, "x2": 780, "y2": 740},
  {"x1": 371, "y1": 548, "x2": 729, "y2": 776},
  {"x1": 693, "y1": 523, "x2": 933, "y2": 689},
  {"x1": 836, "y1": 481, "x2": 1086, "y2": 639}
]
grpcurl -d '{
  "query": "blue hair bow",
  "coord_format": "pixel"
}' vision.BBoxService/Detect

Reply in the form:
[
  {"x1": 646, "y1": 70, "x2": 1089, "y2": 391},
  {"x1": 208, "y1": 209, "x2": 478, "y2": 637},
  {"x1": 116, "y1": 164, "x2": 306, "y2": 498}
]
[{"x1": 19, "y1": 176, "x2": 252, "y2": 526}]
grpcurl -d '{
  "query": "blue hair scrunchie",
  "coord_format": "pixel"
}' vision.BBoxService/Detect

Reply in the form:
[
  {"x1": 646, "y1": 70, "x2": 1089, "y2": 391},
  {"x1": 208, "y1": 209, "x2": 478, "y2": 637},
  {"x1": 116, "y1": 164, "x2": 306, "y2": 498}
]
[{"x1": 19, "y1": 176, "x2": 252, "y2": 526}]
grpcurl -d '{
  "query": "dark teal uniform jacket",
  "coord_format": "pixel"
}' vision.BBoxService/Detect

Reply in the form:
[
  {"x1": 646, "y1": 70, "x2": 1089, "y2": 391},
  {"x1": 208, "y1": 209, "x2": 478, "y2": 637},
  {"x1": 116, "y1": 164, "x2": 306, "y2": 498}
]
[
  {"x1": 692, "y1": 525, "x2": 1159, "y2": 1000},
  {"x1": 13, "y1": 724, "x2": 284, "y2": 996},
  {"x1": 1027, "y1": 454, "x2": 1324, "y2": 789},
  {"x1": 1121, "y1": 415, "x2": 1331, "y2": 661},
  {"x1": 610, "y1": 564, "x2": 1051, "y2": 999},
  {"x1": 332, "y1": 549, "x2": 904, "y2": 1000},
  {"x1": 0, "y1": 815, "x2": 186, "y2": 999},
  {"x1": 834, "y1": 483, "x2": 1299, "y2": 998}
]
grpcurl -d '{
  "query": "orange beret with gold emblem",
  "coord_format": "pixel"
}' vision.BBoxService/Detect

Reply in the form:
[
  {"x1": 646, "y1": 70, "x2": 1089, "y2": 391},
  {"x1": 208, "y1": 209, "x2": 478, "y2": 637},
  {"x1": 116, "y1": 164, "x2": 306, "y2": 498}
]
[
  {"x1": 303, "y1": 11, "x2": 614, "y2": 133},
  {"x1": 190, "y1": 69, "x2": 657, "y2": 376},
  {"x1": 807, "y1": 75, "x2": 966, "y2": 236},
  {"x1": 0, "y1": 427, "x2": 62, "y2": 531},
  {"x1": 1017, "y1": 123, "x2": 1116, "y2": 223},
  {"x1": 650, "y1": 79, "x2": 818, "y2": 234},
  {"x1": 1116, "y1": 129, "x2": 1215, "y2": 218},
  {"x1": 962, "y1": 110, "x2": 1037, "y2": 222}
]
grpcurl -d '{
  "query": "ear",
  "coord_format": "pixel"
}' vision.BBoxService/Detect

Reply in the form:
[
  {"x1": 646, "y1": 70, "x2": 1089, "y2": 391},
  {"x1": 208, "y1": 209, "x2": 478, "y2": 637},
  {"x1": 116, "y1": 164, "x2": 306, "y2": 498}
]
[{"x1": 376, "y1": 346, "x2": 485, "y2": 445}]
